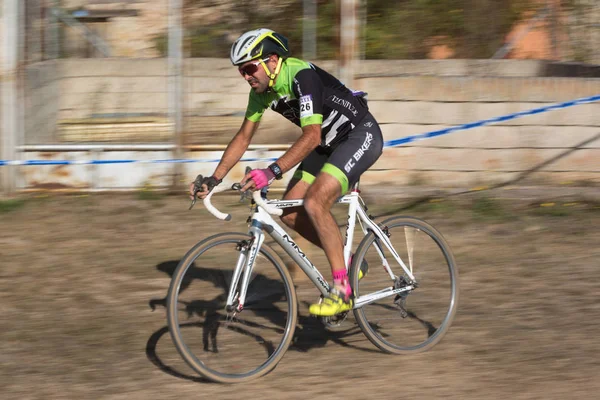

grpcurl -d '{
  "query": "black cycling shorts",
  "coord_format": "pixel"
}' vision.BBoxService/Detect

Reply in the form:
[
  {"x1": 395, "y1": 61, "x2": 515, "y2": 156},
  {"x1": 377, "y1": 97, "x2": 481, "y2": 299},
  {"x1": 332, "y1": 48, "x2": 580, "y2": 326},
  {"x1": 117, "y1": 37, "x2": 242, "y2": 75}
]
[{"x1": 292, "y1": 112, "x2": 383, "y2": 193}]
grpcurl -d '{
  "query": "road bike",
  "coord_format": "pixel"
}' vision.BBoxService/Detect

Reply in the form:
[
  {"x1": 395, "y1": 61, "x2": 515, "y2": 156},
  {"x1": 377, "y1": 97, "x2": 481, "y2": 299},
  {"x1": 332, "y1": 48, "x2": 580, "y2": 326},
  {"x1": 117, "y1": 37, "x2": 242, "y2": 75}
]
[{"x1": 166, "y1": 176, "x2": 459, "y2": 383}]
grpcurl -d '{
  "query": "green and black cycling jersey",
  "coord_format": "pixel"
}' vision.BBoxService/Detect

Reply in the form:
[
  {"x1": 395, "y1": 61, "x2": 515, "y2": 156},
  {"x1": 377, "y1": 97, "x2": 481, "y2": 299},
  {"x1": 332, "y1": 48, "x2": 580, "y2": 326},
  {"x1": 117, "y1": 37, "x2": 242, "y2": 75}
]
[{"x1": 245, "y1": 57, "x2": 369, "y2": 147}]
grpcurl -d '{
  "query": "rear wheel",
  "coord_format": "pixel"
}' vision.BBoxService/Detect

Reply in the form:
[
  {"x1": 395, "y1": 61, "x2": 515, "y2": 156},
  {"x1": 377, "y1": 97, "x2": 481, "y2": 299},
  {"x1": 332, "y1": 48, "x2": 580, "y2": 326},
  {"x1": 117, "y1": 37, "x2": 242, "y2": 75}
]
[
  {"x1": 351, "y1": 217, "x2": 458, "y2": 354},
  {"x1": 167, "y1": 232, "x2": 298, "y2": 383}
]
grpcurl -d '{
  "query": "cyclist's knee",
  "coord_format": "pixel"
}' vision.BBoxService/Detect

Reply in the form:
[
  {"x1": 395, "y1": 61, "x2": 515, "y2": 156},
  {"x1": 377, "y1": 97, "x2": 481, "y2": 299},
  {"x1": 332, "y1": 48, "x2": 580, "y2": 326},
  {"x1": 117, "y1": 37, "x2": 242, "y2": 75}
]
[
  {"x1": 304, "y1": 194, "x2": 326, "y2": 216},
  {"x1": 305, "y1": 183, "x2": 337, "y2": 214}
]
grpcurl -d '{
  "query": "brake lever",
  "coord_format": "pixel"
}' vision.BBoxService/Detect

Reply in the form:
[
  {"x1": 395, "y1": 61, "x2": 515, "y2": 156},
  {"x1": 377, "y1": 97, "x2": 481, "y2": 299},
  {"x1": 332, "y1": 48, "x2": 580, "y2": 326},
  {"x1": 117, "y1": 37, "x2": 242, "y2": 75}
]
[
  {"x1": 189, "y1": 197, "x2": 197, "y2": 210},
  {"x1": 232, "y1": 182, "x2": 253, "y2": 202},
  {"x1": 237, "y1": 166, "x2": 256, "y2": 202},
  {"x1": 189, "y1": 174, "x2": 204, "y2": 210},
  {"x1": 236, "y1": 165, "x2": 253, "y2": 202},
  {"x1": 189, "y1": 167, "x2": 253, "y2": 209}
]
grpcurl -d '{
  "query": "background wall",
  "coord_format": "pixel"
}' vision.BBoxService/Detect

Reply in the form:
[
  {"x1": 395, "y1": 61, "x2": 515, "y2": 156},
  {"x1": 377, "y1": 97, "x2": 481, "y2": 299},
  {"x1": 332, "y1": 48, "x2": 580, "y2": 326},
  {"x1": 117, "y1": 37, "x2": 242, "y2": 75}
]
[
  {"x1": 16, "y1": 58, "x2": 599, "y2": 191},
  {"x1": 24, "y1": 60, "x2": 61, "y2": 144}
]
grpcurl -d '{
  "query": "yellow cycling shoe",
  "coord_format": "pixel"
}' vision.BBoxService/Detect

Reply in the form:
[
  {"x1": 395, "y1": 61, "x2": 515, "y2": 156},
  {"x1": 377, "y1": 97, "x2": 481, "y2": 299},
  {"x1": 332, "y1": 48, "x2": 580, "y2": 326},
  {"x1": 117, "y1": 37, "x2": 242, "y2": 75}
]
[
  {"x1": 309, "y1": 289, "x2": 354, "y2": 317},
  {"x1": 358, "y1": 259, "x2": 368, "y2": 280}
]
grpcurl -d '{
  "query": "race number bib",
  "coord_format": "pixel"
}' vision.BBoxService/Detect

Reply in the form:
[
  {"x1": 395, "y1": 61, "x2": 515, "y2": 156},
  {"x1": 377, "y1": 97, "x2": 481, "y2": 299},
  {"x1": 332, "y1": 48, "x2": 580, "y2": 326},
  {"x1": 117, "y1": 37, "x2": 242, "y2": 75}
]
[{"x1": 299, "y1": 95, "x2": 313, "y2": 118}]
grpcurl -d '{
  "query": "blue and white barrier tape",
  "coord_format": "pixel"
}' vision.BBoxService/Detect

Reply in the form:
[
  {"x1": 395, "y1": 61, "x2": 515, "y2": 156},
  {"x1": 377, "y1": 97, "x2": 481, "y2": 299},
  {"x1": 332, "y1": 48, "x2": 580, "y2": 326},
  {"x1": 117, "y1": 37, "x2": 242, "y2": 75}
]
[
  {"x1": 1, "y1": 94, "x2": 599, "y2": 167},
  {"x1": 0, "y1": 157, "x2": 277, "y2": 166},
  {"x1": 384, "y1": 93, "x2": 600, "y2": 148}
]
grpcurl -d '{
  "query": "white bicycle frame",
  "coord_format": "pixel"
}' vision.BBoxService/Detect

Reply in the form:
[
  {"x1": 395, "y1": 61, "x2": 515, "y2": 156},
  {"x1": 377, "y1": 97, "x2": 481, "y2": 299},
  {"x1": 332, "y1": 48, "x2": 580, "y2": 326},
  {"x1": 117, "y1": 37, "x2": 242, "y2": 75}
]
[{"x1": 203, "y1": 186, "x2": 417, "y2": 313}]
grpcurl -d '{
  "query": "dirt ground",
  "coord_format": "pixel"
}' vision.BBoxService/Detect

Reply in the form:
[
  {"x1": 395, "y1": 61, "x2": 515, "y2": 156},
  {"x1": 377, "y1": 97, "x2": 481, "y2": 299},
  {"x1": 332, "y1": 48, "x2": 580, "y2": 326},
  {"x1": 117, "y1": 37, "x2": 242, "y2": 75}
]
[{"x1": 1, "y1": 187, "x2": 599, "y2": 399}]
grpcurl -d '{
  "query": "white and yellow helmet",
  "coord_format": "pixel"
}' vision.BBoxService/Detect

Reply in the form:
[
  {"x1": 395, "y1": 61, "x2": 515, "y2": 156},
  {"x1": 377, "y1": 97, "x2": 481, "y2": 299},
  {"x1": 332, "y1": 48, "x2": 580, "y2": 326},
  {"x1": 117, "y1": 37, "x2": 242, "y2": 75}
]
[{"x1": 230, "y1": 28, "x2": 290, "y2": 66}]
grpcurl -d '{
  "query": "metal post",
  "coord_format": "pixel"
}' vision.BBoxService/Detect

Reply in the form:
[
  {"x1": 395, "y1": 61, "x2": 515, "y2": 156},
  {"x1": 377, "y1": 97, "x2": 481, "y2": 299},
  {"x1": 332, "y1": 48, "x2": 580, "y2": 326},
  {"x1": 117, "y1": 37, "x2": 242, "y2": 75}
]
[
  {"x1": 303, "y1": 0, "x2": 317, "y2": 60},
  {"x1": 2, "y1": 0, "x2": 22, "y2": 195},
  {"x1": 359, "y1": 0, "x2": 367, "y2": 60},
  {"x1": 339, "y1": 0, "x2": 358, "y2": 87},
  {"x1": 169, "y1": 0, "x2": 184, "y2": 190},
  {"x1": 549, "y1": 0, "x2": 558, "y2": 60},
  {"x1": 595, "y1": 2, "x2": 600, "y2": 64},
  {"x1": 32, "y1": 0, "x2": 41, "y2": 62},
  {"x1": 46, "y1": 0, "x2": 60, "y2": 60}
]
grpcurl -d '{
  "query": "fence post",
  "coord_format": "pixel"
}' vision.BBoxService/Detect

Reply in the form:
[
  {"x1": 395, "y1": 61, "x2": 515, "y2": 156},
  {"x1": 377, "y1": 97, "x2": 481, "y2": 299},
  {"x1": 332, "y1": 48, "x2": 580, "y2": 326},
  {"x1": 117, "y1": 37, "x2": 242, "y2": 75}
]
[
  {"x1": 303, "y1": 0, "x2": 317, "y2": 60},
  {"x1": 168, "y1": 0, "x2": 184, "y2": 191},
  {"x1": 46, "y1": 0, "x2": 60, "y2": 60},
  {"x1": 1, "y1": 0, "x2": 23, "y2": 195},
  {"x1": 339, "y1": 0, "x2": 359, "y2": 87}
]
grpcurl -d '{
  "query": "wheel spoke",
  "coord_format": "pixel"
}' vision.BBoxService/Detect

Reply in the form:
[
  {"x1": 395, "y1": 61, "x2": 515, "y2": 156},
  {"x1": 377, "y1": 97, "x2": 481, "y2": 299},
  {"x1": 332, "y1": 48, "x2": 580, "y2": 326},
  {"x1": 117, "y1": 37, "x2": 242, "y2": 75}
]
[
  {"x1": 352, "y1": 217, "x2": 458, "y2": 354},
  {"x1": 167, "y1": 233, "x2": 298, "y2": 383}
]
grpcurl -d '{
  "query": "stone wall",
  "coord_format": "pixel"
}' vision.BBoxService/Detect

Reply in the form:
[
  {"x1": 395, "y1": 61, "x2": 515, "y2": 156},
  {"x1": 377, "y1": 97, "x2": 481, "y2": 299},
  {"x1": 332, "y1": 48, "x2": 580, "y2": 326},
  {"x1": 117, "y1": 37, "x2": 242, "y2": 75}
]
[
  {"x1": 352, "y1": 63, "x2": 600, "y2": 187},
  {"x1": 20, "y1": 58, "x2": 600, "y2": 188},
  {"x1": 24, "y1": 61, "x2": 61, "y2": 144}
]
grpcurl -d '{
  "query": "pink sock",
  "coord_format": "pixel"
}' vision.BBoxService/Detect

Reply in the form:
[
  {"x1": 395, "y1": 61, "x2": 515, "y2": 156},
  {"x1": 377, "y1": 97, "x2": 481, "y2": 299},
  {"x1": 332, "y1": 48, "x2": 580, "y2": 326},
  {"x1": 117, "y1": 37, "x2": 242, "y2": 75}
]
[{"x1": 333, "y1": 270, "x2": 352, "y2": 298}]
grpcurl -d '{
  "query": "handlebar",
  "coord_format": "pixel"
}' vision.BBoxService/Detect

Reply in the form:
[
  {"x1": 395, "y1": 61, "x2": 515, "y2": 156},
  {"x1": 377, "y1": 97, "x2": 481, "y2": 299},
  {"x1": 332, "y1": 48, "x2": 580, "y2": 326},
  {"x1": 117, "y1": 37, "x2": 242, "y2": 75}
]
[
  {"x1": 190, "y1": 175, "x2": 283, "y2": 221},
  {"x1": 251, "y1": 190, "x2": 284, "y2": 217},
  {"x1": 202, "y1": 185, "x2": 232, "y2": 221}
]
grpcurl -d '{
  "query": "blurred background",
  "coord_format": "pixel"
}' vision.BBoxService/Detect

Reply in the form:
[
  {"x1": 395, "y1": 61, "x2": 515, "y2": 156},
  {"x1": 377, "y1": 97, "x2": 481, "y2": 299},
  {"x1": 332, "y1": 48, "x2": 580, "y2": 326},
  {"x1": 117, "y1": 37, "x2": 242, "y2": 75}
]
[
  {"x1": 1, "y1": 3, "x2": 600, "y2": 398},
  {"x1": 1, "y1": 0, "x2": 599, "y2": 192}
]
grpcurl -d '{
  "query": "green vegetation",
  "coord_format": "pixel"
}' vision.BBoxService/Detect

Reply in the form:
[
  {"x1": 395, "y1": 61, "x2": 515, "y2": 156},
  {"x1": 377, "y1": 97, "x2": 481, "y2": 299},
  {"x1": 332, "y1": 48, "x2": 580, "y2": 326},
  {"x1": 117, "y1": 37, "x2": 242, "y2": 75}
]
[
  {"x1": 471, "y1": 196, "x2": 510, "y2": 220},
  {"x1": 0, "y1": 198, "x2": 26, "y2": 213},
  {"x1": 137, "y1": 182, "x2": 166, "y2": 202},
  {"x1": 531, "y1": 202, "x2": 577, "y2": 218},
  {"x1": 411, "y1": 198, "x2": 458, "y2": 215},
  {"x1": 159, "y1": 0, "x2": 536, "y2": 59},
  {"x1": 363, "y1": 0, "x2": 533, "y2": 59}
]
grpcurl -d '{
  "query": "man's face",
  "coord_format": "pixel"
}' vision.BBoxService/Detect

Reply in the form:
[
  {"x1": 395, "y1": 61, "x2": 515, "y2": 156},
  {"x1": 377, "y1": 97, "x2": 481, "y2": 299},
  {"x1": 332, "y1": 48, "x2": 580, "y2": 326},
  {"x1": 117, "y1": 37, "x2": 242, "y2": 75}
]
[{"x1": 238, "y1": 56, "x2": 275, "y2": 93}]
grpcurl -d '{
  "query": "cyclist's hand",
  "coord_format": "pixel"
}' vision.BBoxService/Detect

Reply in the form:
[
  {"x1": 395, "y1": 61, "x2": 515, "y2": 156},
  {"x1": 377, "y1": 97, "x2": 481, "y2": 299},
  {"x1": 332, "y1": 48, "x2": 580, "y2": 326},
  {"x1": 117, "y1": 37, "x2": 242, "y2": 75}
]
[
  {"x1": 241, "y1": 168, "x2": 275, "y2": 192},
  {"x1": 189, "y1": 175, "x2": 221, "y2": 200}
]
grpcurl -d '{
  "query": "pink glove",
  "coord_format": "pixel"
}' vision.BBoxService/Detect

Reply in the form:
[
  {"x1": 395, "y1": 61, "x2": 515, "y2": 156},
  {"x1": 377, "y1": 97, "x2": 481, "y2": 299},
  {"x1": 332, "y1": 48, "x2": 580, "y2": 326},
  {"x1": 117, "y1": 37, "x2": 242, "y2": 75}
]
[{"x1": 249, "y1": 168, "x2": 276, "y2": 189}]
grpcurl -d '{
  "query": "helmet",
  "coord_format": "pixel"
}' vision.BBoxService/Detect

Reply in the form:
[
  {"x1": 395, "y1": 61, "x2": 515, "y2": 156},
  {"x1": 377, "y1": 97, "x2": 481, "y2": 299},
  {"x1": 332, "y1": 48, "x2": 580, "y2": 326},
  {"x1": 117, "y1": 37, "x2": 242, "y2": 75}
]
[{"x1": 230, "y1": 28, "x2": 290, "y2": 66}]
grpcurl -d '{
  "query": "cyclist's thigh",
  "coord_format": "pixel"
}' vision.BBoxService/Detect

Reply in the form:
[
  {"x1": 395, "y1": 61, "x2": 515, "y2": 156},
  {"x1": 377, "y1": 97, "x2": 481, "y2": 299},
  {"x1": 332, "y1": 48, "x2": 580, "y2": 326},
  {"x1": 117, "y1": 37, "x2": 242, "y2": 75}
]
[
  {"x1": 284, "y1": 147, "x2": 330, "y2": 199},
  {"x1": 283, "y1": 178, "x2": 310, "y2": 201},
  {"x1": 323, "y1": 113, "x2": 384, "y2": 192}
]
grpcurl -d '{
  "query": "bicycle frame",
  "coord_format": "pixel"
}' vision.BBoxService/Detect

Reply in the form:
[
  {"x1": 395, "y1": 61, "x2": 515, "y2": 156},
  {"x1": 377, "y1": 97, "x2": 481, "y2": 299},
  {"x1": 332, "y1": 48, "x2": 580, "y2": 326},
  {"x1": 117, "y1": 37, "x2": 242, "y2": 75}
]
[{"x1": 226, "y1": 190, "x2": 417, "y2": 312}]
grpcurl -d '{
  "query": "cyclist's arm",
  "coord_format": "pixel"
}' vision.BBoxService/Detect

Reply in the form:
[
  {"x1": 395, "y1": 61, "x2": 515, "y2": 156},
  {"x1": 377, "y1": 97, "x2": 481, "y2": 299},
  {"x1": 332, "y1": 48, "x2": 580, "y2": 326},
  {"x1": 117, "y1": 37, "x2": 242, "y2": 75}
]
[
  {"x1": 212, "y1": 118, "x2": 259, "y2": 180},
  {"x1": 275, "y1": 124, "x2": 320, "y2": 173}
]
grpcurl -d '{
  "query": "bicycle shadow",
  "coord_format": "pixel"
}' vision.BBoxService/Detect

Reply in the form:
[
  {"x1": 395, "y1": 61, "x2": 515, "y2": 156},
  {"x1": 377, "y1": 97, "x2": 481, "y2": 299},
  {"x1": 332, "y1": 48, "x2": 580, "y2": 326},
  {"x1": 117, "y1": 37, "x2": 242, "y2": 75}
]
[{"x1": 147, "y1": 260, "x2": 379, "y2": 381}]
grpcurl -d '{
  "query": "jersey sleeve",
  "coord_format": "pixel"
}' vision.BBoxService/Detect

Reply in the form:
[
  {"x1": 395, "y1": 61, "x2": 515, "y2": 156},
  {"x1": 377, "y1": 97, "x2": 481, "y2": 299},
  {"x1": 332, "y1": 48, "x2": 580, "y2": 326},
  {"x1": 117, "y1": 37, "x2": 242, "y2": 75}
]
[
  {"x1": 292, "y1": 68, "x2": 324, "y2": 127},
  {"x1": 244, "y1": 91, "x2": 267, "y2": 122}
]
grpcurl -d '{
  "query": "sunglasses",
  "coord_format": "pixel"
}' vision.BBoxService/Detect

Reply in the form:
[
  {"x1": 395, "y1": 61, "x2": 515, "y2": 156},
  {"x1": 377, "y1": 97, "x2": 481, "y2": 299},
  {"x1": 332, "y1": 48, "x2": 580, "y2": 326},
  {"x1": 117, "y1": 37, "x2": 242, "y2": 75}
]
[{"x1": 238, "y1": 57, "x2": 270, "y2": 76}]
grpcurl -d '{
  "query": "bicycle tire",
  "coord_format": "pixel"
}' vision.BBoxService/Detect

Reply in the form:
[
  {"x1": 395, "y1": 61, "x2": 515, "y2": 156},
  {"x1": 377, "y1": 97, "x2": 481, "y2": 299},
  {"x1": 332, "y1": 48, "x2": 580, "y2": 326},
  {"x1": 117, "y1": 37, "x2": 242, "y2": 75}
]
[
  {"x1": 167, "y1": 232, "x2": 298, "y2": 383},
  {"x1": 350, "y1": 216, "x2": 459, "y2": 354}
]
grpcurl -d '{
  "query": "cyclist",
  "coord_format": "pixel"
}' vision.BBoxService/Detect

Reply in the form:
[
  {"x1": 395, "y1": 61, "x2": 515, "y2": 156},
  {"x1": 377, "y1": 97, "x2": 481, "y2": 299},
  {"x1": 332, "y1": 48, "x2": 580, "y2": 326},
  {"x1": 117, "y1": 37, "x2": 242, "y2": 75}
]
[{"x1": 190, "y1": 28, "x2": 383, "y2": 316}]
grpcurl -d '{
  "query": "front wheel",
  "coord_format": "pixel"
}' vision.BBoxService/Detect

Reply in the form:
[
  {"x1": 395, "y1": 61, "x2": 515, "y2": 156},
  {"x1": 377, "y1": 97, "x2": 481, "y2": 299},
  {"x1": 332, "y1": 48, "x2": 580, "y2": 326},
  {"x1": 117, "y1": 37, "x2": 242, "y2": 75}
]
[
  {"x1": 351, "y1": 217, "x2": 459, "y2": 354},
  {"x1": 166, "y1": 232, "x2": 298, "y2": 383}
]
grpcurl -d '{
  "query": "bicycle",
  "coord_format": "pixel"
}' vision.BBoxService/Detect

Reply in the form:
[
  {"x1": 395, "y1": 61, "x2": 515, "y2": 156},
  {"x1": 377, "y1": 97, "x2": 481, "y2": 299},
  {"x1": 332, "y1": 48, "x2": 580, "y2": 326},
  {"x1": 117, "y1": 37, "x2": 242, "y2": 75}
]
[{"x1": 166, "y1": 174, "x2": 459, "y2": 383}]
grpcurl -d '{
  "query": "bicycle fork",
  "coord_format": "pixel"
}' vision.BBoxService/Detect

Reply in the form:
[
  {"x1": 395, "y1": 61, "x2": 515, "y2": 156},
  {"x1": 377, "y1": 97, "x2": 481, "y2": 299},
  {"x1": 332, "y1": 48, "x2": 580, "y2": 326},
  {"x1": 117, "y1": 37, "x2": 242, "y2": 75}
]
[{"x1": 225, "y1": 227, "x2": 265, "y2": 314}]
